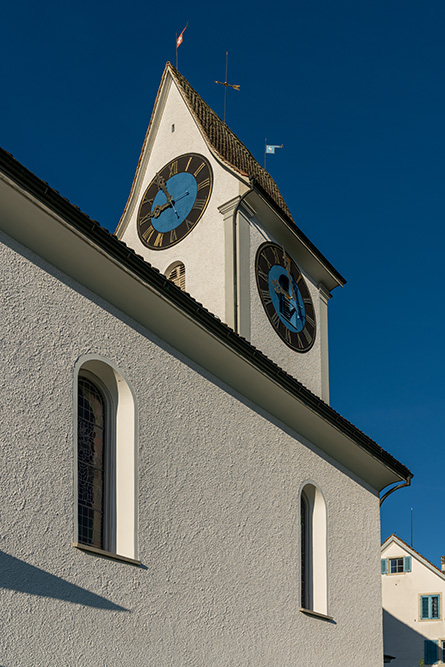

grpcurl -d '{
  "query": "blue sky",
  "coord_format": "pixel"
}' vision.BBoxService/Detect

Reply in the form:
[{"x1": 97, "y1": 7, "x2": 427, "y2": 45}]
[{"x1": 2, "y1": 0, "x2": 444, "y2": 566}]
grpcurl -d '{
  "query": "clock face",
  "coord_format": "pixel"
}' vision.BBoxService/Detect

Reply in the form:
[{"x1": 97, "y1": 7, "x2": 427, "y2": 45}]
[
  {"x1": 137, "y1": 153, "x2": 213, "y2": 250},
  {"x1": 255, "y1": 242, "x2": 316, "y2": 352}
]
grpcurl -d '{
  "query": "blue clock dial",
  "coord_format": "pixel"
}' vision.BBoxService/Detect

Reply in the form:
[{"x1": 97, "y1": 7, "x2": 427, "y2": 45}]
[
  {"x1": 137, "y1": 153, "x2": 213, "y2": 250},
  {"x1": 255, "y1": 243, "x2": 316, "y2": 352},
  {"x1": 151, "y1": 173, "x2": 198, "y2": 233}
]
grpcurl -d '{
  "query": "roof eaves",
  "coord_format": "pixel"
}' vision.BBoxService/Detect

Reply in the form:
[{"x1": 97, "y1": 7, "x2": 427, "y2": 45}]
[{"x1": 0, "y1": 146, "x2": 412, "y2": 486}]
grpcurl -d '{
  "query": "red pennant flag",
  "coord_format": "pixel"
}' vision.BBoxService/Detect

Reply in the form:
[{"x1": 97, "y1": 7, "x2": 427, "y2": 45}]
[{"x1": 176, "y1": 24, "x2": 187, "y2": 48}]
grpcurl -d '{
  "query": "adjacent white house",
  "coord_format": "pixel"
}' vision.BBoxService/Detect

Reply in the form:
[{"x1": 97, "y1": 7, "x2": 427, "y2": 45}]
[
  {"x1": 0, "y1": 62, "x2": 413, "y2": 665},
  {"x1": 382, "y1": 535, "x2": 445, "y2": 666}
]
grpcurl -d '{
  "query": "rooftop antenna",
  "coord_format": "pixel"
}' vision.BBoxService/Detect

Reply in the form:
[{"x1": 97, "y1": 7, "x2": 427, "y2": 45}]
[{"x1": 215, "y1": 52, "x2": 240, "y2": 124}]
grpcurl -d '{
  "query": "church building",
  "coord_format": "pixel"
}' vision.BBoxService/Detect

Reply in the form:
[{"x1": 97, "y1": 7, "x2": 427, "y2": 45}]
[{"x1": 0, "y1": 62, "x2": 412, "y2": 665}]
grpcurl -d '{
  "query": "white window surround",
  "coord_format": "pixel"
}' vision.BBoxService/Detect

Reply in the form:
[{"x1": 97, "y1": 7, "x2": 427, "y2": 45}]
[
  {"x1": 74, "y1": 355, "x2": 137, "y2": 561},
  {"x1": 300, "y1": 482, "x2": 328, "y2": 616}
]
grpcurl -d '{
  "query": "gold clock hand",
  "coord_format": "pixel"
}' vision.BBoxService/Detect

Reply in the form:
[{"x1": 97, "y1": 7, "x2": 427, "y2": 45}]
[
  {"x1": 271, "y1": 279, "x2": 292, "y2": 299},
  {"x1": 156, "y1": 175, "x2": 173, "y2": 203},
  {"x1": 149, "y1": 201, "x2": 171, "y2": 219},
  {"x1": 282, "y1": 252, "x2": 296, "y2": 301}
]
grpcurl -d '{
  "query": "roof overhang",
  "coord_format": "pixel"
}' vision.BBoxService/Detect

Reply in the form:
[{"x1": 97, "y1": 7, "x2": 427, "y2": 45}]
[{"x1": 0, "y1": 149, "x2": 412, "y2": 493}]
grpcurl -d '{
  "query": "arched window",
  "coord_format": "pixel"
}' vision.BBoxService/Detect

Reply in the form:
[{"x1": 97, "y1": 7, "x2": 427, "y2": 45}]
[
  {"x1": 165, "y1": 261, "x2": 186, "y2": 291},
  {"x1": 300, "y1": 483, "x2": 327, "y2": 615},
  {"x1": 75, "y1": 357, "x2": 137, "y2": 561},
  {"x1": 78, "y1": 377, "x2": 107, "y2": 549}
]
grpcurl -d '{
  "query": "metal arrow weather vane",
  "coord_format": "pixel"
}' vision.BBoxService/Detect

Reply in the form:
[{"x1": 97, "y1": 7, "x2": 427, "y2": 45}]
[{"x1": 215, "y1": 52, "x2": 240, "y2": 125}]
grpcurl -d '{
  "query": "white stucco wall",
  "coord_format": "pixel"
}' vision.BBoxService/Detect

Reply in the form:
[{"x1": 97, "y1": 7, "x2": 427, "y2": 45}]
[
  {"x1": 382, "y1": 539, "x2": 445, "y2": 666},
  {"x1": 0, "y1": 231, "x2": 383, "y2": 666}
]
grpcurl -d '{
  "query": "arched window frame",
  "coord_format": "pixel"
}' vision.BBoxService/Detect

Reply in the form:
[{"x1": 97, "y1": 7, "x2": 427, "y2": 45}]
[
  {"x1": 74, "y1": 356, "x2": 138, "y2": 564},
  {"x1": 300, "y1": 482, "x2": 328, "y2": 616},
  {"x1": 165, "y1": 261, "x2": 186, "y2": 291}
]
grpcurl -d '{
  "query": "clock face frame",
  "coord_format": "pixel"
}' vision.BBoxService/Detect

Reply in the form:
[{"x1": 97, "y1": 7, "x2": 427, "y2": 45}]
[
  {"x1": 137, "y1": 153, "x2": 213, "y2": 250},
  {"x1": 255, "y1": 242, "x2": 316, "y2": 353}
]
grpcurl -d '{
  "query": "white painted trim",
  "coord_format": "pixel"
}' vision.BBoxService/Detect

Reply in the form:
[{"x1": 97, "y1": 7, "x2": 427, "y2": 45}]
[
  {"x1": 74, "y1": 355, "x2": 138, "y2": 560},
  {"x1": 299, "y1": 480, "x2": 328, "y2": 617}
]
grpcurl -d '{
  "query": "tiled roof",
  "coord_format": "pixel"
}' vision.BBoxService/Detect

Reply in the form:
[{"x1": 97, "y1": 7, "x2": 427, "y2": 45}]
[
  {"x1": 1, "y1": 146, "x2": 412, "y2": 488},
  {"x1": 169, "y1": 63, "x2": 294, "y2": 222}
]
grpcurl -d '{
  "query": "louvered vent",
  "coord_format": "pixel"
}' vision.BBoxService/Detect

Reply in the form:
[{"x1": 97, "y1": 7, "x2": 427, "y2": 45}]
[{"x1": 166, "y1": 262, "x2": 186, "y2": 291}]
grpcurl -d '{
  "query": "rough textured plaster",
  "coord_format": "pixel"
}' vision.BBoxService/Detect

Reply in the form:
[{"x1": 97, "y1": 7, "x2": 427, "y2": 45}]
[{"x1": 0, "y1": 232, "x2": 383, "y2": 666}]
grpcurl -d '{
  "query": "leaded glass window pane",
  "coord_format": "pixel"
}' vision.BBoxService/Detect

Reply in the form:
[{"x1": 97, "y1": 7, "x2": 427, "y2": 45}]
[{"x1": 78, "y1": 377, "x2": 105, "y2": 549}]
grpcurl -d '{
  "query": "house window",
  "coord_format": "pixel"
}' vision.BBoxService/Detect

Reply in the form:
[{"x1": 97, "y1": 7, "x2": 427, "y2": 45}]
[
  {"x1": 424, "y1": 639, "x2": 445, "y2": 664},
  {"x1": 381, "y1": 556, "x2": 411, "y2": 574},
  {"x1": 166, "y1": 262, "x2": 186, "y2": 291},
  {"x1": 390, "y1": 558, "x2": 404, "y2": 573},
  {"x1": 75, "y1": 357, "x2": 137, "y2": 561},
  {"x1": 300, "y1": 483, "x2": 327, "y2": 615},
  {"x1": 420, "y1": 594, "x2": 441, "y2": 620},
  {"x1": 78, "y1": 377, "x2": 107, "y2": 549}
]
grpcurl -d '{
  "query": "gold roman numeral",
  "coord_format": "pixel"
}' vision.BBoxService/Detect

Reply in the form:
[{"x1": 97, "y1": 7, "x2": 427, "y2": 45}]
[
  {"x1": 170, "y1": 228, "x2": 178, "y2": 244},
  {"x1": 197, "y1": 177, "x2": 210, "y2": 191},
  {"x1": 258, "y1": 268, "x2": 269, "y2": 282},
  {"x1": 193, "y1": 198, "x2": 206, "y2": 211},
  {"x1": 272, "y1": 247, "x2": 279, "y2": 264},
  {"x1": 285, "y1": 328, "x2": 292, "y2": 344},
  {"x1": 305, "y1": 314, "x2": 315, "y2": 327},
  {"x1": 194, "y1": 162, "x2": 205, "y2": 177},
  {"x1": 302, "y1": 328, "x2": 312, "y2": 344},
  {"x1": 142, "y1": 225, "x2": 155, "y2": 243},
  {"x1": 139, "y1": 212, "x2": 152, "y2": 226},
  {"x1": 154, "y1": 233, "x2": 164, "y2": 247},
  {"x1": 169, "y1": 161, "x2": 178, "y2": 177},
  {"x1": 185, "y1": 156, "x2": 193, "y2": 172},
  {"x1": 260, "y1": 289, "x2": 272, "y2": 305},
  {"x1": 271, "y1": 311, "x2": 280, "y2": 327}
]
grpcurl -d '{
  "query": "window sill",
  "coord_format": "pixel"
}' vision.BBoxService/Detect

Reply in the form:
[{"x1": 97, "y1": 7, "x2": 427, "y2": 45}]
[
  {"x1": 300, "y1": 607, "x2": 335, "y2": 622},
  {"x1": 72, "y1": 542, "x2": 141, "y2": 567}
]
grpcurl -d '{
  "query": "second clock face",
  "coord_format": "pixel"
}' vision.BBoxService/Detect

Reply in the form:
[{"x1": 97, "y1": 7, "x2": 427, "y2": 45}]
[
  {"x1": 255, "y1": 242, "x2": 316, "y2": 352},
  {"x1": 137, "y1": 153, "x2": 213, "y2": 250}
]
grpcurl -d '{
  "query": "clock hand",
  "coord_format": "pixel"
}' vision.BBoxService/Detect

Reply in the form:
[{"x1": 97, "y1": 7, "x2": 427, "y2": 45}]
[
  {"x1": 149, "y1": 201, "x2": 172, "y2": 219},
  {"x1": 271, "y1": 279, "x2": 292, "y2": 299},
  {"x1": 283, "y1": 253, "x2": 296, "y2": 302},
  {"x1": 173, "y1": 190, "x2": 190, "y2": 203},
  {"x1": 156, "y1": 175, "x2": 173, "y2": 203},
  {"x1": 155, "y1": 174, "x2": 181, "y2": 218}
]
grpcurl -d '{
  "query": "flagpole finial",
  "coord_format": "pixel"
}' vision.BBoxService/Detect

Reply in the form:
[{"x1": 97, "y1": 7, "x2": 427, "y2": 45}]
[{"x1": 215, "y1": 52, "x2": 240, "y2": 124}]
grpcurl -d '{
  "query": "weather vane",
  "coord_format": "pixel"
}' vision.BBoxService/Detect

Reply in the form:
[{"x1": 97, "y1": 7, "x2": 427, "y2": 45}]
[{"x1": 215, "y1": 52, "x2": 240, "y2": 125}]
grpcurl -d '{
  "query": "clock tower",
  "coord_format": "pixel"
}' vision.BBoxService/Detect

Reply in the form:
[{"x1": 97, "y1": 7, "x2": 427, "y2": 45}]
[{"x1": 116, "y1": 63, "x2": 345, "y2": 402}]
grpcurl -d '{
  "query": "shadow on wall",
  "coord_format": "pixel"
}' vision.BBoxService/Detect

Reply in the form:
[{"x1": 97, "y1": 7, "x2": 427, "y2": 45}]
[
  {"x1": 0, "y1": 551, "x2": 128, "y2": 612},
  {"x1": 383, "y1": 609, "x2": 433, "y2": 666}
]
